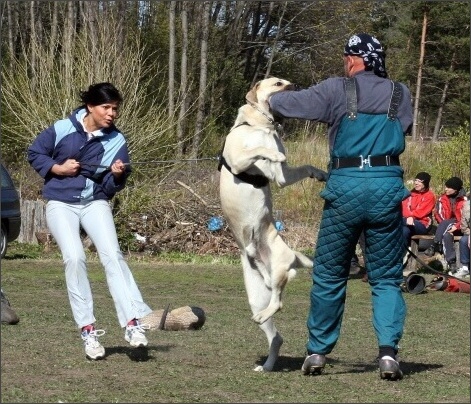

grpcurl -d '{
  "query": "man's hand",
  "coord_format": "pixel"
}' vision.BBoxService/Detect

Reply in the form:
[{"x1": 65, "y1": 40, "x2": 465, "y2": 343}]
[{"x1": 406, "y1": 217, "x2": 414, "y2": 226}]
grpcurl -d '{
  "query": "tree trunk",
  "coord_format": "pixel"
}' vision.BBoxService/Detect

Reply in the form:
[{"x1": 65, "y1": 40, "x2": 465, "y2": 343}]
[
  {"x1": 18, "y1": 200, "x2": 48, "y2": 244},
  {"x1": 432, "y1": 50, "x2": 456, "y2": 141},
  {"x1": 168, "y1": 1, "x2": 176, "y2": 117},
  {"x1": 48, "y1": 1, "x2": 58, "y2": 66},
  {"x1": 63, "y1": 1, "x2": 76, "y2": 87},
  {"x1": 29, "y1": 0, "x2": 37, "y2": 88},
  {"x1": 81, "y1": 1, "x2": 99, "y2": 78},
  {"x1": 116, "y1": 0, "x2": 126, "y2": 53},
  {"x1": 244, "y1": 2, "x2": 262, "y2": 80},
  {"x1": 265, "y1": 1, "x2": 287, "y2": 78},
  {"x1": 177, "y1": 2, "x2": 189, "y2": 158},
  {"x1": 412, "y1": 9, "x2": 427, "y2": 141},
  {"x1": 251, "y1": 1, "x2": 275, "y2": 86},
  {"x1": 6, "y1": 1, "x2": 18, "y2": 63},
  {"x1": 191, "y1": 1, "x2": 210, "y2": 159}
]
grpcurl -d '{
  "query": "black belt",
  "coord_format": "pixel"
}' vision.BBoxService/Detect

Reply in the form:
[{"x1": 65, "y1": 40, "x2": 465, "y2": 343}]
[{"x1": 331, "y1": 155, "x2": 400, "y2": 169}]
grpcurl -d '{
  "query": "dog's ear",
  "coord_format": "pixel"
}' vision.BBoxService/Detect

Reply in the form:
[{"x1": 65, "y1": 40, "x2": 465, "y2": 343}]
[{"x1": 246, "y1": 82, "x2": 260, "y2": 104}]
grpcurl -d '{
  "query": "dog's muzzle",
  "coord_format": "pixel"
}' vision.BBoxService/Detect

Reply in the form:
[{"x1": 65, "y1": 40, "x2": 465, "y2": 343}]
[{"x1": 286, "y1": 83, "x2": 302, "y2": 91}]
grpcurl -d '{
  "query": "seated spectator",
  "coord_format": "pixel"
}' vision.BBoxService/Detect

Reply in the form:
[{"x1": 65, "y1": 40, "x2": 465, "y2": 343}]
[
  {"x1": 452, "y1": 196, "x2": 470, "y2": 279},
  {"x1": 402, "y1": 172, "x2": 435, "y2": 245},
  {"x1": 425, "y1": 177, "x2": 467, "y2": 272}
]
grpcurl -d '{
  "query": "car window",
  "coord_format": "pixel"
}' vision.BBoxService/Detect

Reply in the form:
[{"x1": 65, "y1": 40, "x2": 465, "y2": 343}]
[{"x1": 1, "y1": 165, "x2": 15, "y2": 188}]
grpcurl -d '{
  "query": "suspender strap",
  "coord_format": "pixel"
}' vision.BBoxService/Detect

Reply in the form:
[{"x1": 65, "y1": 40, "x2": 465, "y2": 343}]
[
  {"x1": 387, "y1": 81, "x2": 403, "y2": 121},
  {"x1": 345, "y1": 78, "x2": 403, "y2": 121},
  {"x1": 344, "y1": 77, "x2": 357, "y2": 120}
]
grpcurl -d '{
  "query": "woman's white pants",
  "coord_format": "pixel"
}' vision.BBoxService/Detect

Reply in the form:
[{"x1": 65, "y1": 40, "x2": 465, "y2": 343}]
[{"x1": 46, "y1": 200, "x2": 152, "y2": 328}]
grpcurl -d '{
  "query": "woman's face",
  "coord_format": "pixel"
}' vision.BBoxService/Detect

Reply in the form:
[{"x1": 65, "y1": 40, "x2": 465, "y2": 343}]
[
  {"x1": 85, "y1": 101, "x2": 120, "y2": 131},
  {"x1": 413, "y1": 179, "x2": 426, "y2": 192},
  {"x1": 445, "y1": 186, "x2": 458, "y2": 196}
]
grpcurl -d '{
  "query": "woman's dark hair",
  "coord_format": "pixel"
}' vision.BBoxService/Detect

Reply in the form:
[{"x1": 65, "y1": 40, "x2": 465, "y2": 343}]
[{"x1": 79, "y1": 82, "x2": 123, "y2": 107}]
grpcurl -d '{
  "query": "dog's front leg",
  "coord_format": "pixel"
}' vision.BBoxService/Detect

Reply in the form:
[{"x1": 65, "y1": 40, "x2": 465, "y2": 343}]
[
  {"x1": 224, "y1": 145, "x2": 286, "y2": 175},
  {"x1": 273, "y1": 163, "x2": 327, "y2": 187},
  {"x1": 251, "y1": 268, "x2": 290, "y2": 325}
]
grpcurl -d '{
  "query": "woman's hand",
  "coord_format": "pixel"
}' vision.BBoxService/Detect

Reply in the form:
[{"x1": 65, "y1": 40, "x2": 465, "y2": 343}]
[
  {"x1": 51, "y1": 159, "x2": 80, "y2": 176},
  {"x1": 447, "y1": 224, "x2": 457, "y2": 233},
  {"x1": 110, "y1": 159, "x2": 126, "y2": 178},
  {"x1": 406, "y1": 217, "x2": 414, "y2": 226}
]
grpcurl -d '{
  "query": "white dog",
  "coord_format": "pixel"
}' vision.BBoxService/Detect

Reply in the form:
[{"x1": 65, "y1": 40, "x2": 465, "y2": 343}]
[{"x1": 218, "y1": 77, "x2": 327, "y2": 371}]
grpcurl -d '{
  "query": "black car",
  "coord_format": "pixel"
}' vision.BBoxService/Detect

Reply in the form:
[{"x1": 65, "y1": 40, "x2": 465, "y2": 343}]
[{"x1": 1, "y1": 164, "x2": 21, "y2": 258}]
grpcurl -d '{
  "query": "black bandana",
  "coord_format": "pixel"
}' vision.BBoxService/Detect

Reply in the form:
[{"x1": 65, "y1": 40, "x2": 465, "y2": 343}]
[{"x1": 344, "y1": 33, "x2": 387, "y2": 78}]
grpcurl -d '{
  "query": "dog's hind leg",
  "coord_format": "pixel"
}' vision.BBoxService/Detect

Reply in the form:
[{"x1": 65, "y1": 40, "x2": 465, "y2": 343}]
[
  {"x1": 254, "y1": 318, "x2": 283, "y2": 372},
  {"x1": 241, "y1": 254, "x2": 282, "y2": 371},
  {"x1": 252, "y1": 239, "x2": 303, "y2": 325}
]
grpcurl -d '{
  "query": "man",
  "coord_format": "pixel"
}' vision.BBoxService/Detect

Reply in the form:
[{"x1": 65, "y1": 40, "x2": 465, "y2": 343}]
[{"x1": 268, "y1": 33, "x2": 413, "y2": 380}]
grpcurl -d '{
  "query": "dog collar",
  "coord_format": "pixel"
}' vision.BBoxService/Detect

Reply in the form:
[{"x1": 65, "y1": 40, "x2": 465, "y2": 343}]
[{"x1": 245, "y1": 99, "x2": 284, "y2": 134}]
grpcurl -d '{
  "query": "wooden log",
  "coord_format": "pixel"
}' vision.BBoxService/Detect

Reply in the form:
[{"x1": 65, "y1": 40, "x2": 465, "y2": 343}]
[{"x1": 18, "y1": 200, "x2": 48, "y2": 244}]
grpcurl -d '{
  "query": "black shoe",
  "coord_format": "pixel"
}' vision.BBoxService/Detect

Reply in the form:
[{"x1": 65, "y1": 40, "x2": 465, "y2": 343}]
[
  {"x1": 447, "y1": 260, "x2": 457, "y2": 273},
  {"x1": 301, "y1": 354, "x2": 326, "y2": 375},
  {"x1": 379, "y1": 356, "x2": 403, "y2": 381}
]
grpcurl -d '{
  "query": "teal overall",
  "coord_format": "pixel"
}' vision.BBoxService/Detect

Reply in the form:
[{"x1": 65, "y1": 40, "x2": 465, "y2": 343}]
[{"x1": 306, "y1": 78, "x2": 409, "y2": 355}]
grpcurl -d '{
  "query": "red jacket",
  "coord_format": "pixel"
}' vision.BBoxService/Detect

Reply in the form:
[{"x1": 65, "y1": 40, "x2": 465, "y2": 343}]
[
  {"x1": 433, "y1": 190, "x2": 467, "y2": 229},
  {"x1": 402, "y1": 189, "x2": 436, "y2": 228}
]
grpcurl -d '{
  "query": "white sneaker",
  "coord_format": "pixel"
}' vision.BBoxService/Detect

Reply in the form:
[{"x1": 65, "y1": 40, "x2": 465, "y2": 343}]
[
  {"x1": 81, "y1": 329, "x2": 106, "y2": 360},
  {"x1": 124, "y1": 320, "x2": 148, "y2": 347},
  {"x1": 453, "y1": 266, "x2": 469, "y2": 279}
]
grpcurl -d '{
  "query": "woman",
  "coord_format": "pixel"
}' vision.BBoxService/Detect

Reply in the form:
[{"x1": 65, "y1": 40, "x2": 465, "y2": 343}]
[
  {"x1": 28, "y1": 82, "x2": 152, "y2": 360},
  {"x1": 455, "y1": 197, "x2": 470, "y2": 278},
  {"x1": 402, "y1": 172, "x2": 436, "y2": 245},
  {"x1": 425, "y1": 176, "x2": 467, "y2": 272}
]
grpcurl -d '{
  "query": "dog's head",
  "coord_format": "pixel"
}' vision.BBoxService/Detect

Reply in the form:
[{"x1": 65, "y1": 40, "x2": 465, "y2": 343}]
[{"x1": 246, "y1": 77, "x2": 297, "y2": 107}]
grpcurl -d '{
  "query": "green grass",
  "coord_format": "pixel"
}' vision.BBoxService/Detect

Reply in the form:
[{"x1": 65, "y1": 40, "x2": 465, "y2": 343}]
[{"x1": 1, "y1": 250, "x2": 469, "y2": 403}]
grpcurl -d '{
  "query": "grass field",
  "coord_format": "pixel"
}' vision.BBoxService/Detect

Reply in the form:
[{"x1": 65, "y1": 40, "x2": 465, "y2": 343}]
[{"x1": 1, "y1": 252, "x2": 470, "y2": 403}]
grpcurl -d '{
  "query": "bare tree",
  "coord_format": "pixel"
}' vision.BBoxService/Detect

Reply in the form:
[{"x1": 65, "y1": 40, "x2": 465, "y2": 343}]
[
  {"x1": 29, "y1": 0, "x2": 37, "y2": 88},
  {"x1": 432, "y1": 50, "x2": 456, "y2": 141},
  {"x1": 63, "y1": 1, "x2": 76, "y2": 87},
  {"x1": 191, "y1": 1, "x2": 210, "y2": 159},
  {"x1": 6, "y1": 1, "x2": 18, "y2": 63},
  {"x1": 168, "y1": 0, "x2": 176, "y2": 117},
  {"x1": 177, "y1": 2, "x2": 189, "y2": 158},
  {"x1": 48, "y1": 1, "x2": 58, "y2": 65},
  {"x1": 265, "y1": 1, "x2": 288, "y2": 78},
  {"x1": 81, "y1": 1, "x2": 99, "y2": 77},
  {"x1": 116, "y1": 0, "x2": 126, "y2": 53},
  {"x1": 412, "y1": 8, "x2": 427, "y2": 141}
]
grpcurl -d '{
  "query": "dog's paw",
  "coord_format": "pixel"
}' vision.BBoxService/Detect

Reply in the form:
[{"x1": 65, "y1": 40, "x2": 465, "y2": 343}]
[
  {"x1": 252, "y1": 305, "x2": 279, "y2": 324},
  {"x1": 309, "y1": 167, "x2": 328, "y2": 182},
  {"x1": 265, "y1": 150, "x2": 286, "y2": 163}
]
